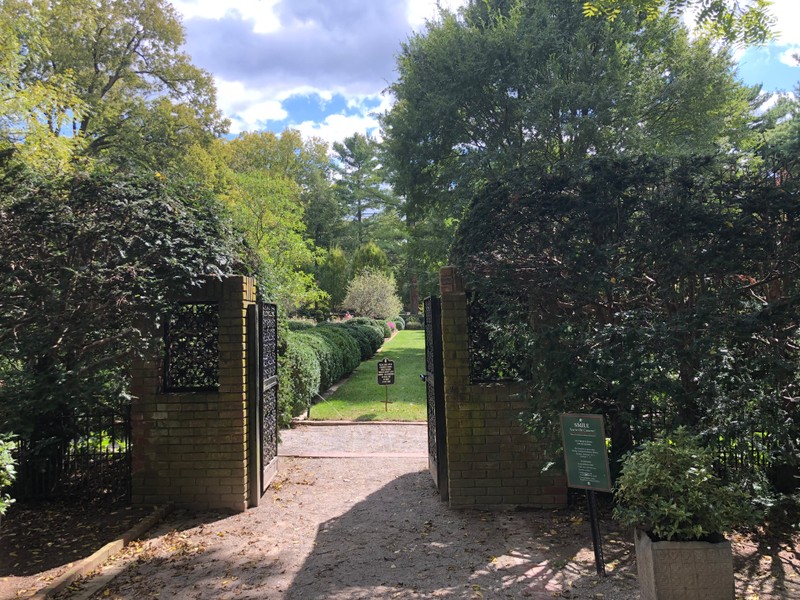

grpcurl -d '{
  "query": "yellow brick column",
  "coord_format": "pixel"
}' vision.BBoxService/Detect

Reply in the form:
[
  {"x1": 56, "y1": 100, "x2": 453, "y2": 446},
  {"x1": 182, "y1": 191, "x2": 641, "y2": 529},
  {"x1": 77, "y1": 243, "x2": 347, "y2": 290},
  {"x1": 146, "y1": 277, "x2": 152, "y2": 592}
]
[{"x1": 130, "y1": 276, "x2": 256, "y2": 512}]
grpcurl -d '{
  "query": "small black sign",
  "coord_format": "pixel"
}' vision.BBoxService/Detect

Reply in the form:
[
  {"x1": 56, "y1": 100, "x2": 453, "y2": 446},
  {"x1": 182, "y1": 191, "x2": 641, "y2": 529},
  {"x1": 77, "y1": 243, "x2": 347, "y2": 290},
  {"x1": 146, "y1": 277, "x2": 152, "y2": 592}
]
[{"x1": 377, "y1": 358, "x2": 395, "y2": 385}]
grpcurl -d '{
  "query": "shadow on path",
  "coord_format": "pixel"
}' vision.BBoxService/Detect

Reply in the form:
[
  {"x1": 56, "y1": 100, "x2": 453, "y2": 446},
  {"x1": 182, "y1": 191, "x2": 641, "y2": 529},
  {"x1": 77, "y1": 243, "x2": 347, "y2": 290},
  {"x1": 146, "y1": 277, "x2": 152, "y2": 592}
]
[{"x1": 285, "y1": 470, "x2": 637, "y2": 600}]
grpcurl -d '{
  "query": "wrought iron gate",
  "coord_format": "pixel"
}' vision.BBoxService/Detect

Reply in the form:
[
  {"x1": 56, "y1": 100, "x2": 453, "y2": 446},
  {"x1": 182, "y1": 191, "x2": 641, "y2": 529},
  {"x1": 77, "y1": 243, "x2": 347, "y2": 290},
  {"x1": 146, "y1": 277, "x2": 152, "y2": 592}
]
[
  {"x1": 424, "y1": 296, "x2": 448, "y2": 500},
  {"x1": 247, "y1": 301, "x2": 279, "y2": 507}
]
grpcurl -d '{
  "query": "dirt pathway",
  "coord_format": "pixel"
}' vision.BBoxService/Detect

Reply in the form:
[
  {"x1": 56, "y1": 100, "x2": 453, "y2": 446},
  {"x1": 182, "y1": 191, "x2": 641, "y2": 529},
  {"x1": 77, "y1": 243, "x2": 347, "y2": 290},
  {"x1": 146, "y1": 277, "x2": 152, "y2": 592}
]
[{"x1": 49, "y1": 424, "x2": 798, "y2": 600}]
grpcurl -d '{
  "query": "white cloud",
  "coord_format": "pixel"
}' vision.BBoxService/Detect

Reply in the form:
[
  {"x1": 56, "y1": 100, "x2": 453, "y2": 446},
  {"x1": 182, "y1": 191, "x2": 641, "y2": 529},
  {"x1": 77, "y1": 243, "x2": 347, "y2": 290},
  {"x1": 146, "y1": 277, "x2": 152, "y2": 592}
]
[
  {"x1": 293, "y1": 93, "x2": 394, "y2": 147},
  {"x1": 770, "y1": 0, "x2": 800, "y2": 46},
  {"x1": 171, "y1": 0, "x2": 281, "y2": 33},
  {"x1": 779, "y1": 47, "x2": 800, "y2": 68},
  {"x1": 295, "y1": 113, "x2": 380, "y2": 147}
]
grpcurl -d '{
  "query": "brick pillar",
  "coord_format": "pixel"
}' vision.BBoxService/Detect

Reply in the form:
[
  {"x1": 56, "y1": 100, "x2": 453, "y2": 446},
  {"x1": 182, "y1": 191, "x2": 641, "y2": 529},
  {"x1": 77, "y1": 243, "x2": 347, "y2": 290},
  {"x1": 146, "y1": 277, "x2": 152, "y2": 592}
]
[
  {"x1": 131, "y1": 276, "x2": 256, "y2": 512},
  {"x1": 438, "y1": 266, "x2": 567, "y2": 509}
]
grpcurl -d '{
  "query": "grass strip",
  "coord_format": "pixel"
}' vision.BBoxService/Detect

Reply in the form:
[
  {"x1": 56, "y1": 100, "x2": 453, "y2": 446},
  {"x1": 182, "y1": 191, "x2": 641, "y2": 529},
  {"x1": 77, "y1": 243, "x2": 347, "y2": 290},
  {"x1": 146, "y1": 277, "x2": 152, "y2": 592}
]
[{"x1": 309, "y1": 330, "x2": 427, "y2": 421}]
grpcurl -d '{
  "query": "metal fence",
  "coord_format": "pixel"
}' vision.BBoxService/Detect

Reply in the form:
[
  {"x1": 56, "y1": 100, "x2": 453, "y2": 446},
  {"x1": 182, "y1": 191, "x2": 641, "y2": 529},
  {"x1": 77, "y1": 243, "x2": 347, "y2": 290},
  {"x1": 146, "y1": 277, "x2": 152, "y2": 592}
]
[{"x1": 13, "y1": 404, "x2": 131, "y2": 502}]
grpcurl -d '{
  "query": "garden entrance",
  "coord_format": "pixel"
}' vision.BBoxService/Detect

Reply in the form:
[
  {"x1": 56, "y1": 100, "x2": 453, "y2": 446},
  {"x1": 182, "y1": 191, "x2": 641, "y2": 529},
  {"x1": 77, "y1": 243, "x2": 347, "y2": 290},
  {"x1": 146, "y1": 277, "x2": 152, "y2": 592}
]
[{"x1": 130, "y1": 276, "x2": 278, "y2": 512}]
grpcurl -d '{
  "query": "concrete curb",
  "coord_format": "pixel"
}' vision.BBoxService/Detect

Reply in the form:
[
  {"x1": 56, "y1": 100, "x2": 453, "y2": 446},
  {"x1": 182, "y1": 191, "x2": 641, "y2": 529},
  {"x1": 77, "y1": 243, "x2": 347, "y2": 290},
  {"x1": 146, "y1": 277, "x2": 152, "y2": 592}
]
[{"x1": 26, "y1": 503, "x2": 172, "y2": 600}]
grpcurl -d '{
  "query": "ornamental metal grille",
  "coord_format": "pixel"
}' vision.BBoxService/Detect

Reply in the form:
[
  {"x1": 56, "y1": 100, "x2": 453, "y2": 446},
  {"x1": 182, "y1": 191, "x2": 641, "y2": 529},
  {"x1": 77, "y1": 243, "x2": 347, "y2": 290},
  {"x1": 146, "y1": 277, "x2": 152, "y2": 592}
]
[
  {"x1": 164, "y1": 303, "x2": 219, "y2": 391},
  {"x1": 261, "y1": 303, "x2": 278, "y2": 380},
  {"x1": 262, "y1": 385, "x2": 278, "y2": 466},
  {"x1": 424, "y1": 297, "x2": 437, "y2": 460},
  {"x1": 260, "y1": 302, "x2": 278, "y2": 467},
  {"x1": 466, "y1": 291, "x2": 523, "y2": 383}
]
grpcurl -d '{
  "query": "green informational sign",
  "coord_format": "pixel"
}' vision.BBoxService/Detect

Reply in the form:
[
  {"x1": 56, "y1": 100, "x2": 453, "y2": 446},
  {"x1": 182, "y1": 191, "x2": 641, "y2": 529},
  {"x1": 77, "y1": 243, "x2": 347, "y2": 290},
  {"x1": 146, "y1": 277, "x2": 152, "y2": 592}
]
[{"x1": 560, "y1": 413, "x2": 612, "y2": 492}]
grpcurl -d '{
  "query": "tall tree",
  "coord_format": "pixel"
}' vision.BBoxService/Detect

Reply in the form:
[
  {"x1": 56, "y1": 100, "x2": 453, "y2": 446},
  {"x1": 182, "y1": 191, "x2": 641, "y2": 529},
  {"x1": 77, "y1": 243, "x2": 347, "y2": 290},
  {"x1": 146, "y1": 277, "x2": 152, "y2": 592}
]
[
  {"x1": 317, "y1": 247, "x2": 350, "y2": 311},
  {"x1": 224, "y1": 130, "x2": 338, "y2": 247},
  {"x1": 2, "y1": 0, "x2": 227, "y2": 171},
  {"x1": 382, "y1": 0, "x2": 757, "y2": 220},
  {"x1": 332, "y1": 133, "x2": 395, "y2": 250},
  {"x1": 223, "y1": 132, "x2": 326, "y2": 310}
]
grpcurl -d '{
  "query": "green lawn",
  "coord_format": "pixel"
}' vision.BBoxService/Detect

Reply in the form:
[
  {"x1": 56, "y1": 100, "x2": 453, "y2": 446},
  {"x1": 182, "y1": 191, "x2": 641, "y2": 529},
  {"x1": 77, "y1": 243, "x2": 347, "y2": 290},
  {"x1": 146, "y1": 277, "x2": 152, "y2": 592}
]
[{"x1": 309, "y1": 330, "x2": 427, "y2": 421}]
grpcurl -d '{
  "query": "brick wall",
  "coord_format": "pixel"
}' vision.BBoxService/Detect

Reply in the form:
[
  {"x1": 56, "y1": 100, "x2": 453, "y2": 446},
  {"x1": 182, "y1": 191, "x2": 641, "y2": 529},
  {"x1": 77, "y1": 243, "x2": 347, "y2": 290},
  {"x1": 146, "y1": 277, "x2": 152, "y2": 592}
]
[
  {"x1": 439, "y1": 266, "x2": 567, "y2": 509},
  {"x1": 130, "y1": 276, "x2": 256, "y2": 512}
]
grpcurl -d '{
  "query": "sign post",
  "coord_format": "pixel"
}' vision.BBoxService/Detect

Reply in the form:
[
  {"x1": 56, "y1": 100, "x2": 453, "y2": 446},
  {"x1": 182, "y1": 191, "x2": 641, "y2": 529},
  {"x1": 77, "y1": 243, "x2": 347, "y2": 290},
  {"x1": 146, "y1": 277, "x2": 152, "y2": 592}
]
[
  {"x1": 377, "y1": 359, "x2": 395, "y2": 412},
  {"x1": 560, "y1": 413, "x2": 611, "y2": 577}
]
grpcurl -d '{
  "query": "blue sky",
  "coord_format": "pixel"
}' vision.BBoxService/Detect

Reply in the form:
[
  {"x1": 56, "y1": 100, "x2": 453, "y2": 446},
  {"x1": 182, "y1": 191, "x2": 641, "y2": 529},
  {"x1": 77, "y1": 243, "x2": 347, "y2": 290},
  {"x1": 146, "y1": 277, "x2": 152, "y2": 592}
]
[{"x1": 170, "y1": 0, "x2": 800, "y2": 146}]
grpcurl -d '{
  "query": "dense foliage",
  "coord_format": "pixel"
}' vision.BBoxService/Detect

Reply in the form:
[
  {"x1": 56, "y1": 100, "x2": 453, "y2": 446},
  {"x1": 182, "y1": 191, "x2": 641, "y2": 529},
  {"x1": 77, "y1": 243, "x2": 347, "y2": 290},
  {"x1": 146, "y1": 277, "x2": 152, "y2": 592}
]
[
  {"x1": 278, "y1": 333, "x2": 321, "y2": 425},
  {"x1": 614, "y1": 429, "x2": 754, "y2": 541},
  {"x1": 343, "y1": 270, "x2": 404, "y2": 320},
  {"x1": 0, "y1": 435, "x2": 16, "y2": 516},
  {"x1": 451, "y1": 154, "x2": 800, "y2": 487},
  {"x1": 0, "y1": 168, "x2": 238, "y2": 441}
]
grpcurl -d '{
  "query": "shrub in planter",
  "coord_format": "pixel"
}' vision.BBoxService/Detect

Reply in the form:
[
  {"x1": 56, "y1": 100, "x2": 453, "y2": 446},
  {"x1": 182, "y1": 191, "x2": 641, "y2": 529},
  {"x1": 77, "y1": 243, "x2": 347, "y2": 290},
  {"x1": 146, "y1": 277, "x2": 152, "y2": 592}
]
[
  {"x1": 278, "y1": 333, "x2": 320, "y2": 427},
  {"x1": 614, "y1": 429, "x2": 754, "y2": 600},
  {"x1": 614, "y1": 429, "x2": 752, "y2": 541}
]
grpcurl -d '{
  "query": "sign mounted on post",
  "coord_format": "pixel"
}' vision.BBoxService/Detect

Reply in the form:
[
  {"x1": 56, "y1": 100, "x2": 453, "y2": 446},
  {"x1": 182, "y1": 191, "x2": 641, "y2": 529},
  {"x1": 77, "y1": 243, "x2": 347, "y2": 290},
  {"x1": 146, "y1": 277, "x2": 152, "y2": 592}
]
[
  {"x1": 560, "y1": 413, "x2": 612, "y2": 578},
  {"x1": 377, "y1": 358, "x2": 395, "y2": 412},
  {"x1": 377, "y1": 359, "x2": 395, "y2": 386},
  {"x1": 560, "y1": 413, "x2": 612, "y2": 492}
]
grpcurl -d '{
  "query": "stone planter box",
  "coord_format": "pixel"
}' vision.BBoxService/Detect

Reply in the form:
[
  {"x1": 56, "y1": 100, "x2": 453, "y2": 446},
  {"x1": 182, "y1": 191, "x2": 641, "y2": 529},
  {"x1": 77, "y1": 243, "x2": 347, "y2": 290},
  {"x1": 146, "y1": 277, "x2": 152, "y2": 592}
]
[{"x1": 634, "y1": 528, "x2": 734, "y2": 600}]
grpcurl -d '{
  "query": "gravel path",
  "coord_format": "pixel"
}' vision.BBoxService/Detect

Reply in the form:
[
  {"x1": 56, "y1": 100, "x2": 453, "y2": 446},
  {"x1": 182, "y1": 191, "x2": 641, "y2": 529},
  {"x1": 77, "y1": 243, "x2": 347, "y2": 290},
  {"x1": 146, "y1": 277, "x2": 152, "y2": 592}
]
[
  {"x1": 279, "y1": 423, "x2": 427, "y2": 457},
  {"x1": 52, "y1": 424, "x2": 639, "y2": 600},
  {"x1": 51, "y1": 424, "x2": 798, "y2": 600}
]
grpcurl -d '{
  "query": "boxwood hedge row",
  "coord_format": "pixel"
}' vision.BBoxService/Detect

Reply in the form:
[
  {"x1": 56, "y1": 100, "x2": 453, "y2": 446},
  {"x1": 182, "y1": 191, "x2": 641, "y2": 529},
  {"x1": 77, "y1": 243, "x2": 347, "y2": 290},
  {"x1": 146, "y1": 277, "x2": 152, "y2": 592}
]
[{"x1": 277, "y1": 319, "x2": 386, "y2": 426}]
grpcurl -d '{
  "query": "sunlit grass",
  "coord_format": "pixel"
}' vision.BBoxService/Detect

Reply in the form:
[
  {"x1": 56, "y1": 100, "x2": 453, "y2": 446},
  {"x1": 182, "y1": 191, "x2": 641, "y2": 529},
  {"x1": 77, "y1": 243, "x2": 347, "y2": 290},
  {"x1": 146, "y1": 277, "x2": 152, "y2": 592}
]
[{"x1": 309, "y1": 330, "x2": 427, "y2": 421}]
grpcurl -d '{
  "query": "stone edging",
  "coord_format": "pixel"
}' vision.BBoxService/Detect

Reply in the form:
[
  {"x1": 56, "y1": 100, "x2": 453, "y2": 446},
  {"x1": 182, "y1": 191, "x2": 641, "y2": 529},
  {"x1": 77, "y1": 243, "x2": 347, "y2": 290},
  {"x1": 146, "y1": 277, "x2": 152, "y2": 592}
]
[{"x1": 25, "y1": 503, "x2": 173, "y2": 600}]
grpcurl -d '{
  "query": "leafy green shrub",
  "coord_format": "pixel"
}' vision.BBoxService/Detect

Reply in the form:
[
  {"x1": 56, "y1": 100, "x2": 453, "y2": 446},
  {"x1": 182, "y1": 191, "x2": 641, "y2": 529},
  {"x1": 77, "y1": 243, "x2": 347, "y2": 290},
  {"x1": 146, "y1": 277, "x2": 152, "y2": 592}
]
[
  {"x1": 406, "y1": 315, "x2": 425, "y2": 331},
  {"x1": 345, "y1": 318, "x2": 384, "y2": 350},
  {"x1": 392, "y1": 316, "x2": 405, "y2": 330},
  {"x1": 315, "y1": 325, "x2": 361, "y2": 375},
  {"x1": 294, "y1": 332, "x2": 338, "y2": 391},
  {"x1": 287, "y1": 319, "x2": 316, "y2": 331},
  {"x1": 342, "y1": 323, "x2": 373, "y2": 361},
  {"x1": 614, "y1": 429, "x2": 754, "y2": 541},
  {"x1": 0, "y1": 436, "x2": 16, "y2": 518},
  {"x1": 356, "y1": 323, "x2": 383, "y2": 353},
  {"x1": 343, "y1": 269, "x2": 402, "y2": 319},
  {"x1": 278, "y1": 333, "x2": 320, "y2": 427},
  {"x1": 377, "y1": 320, "x2": 391, "y2": 338}
]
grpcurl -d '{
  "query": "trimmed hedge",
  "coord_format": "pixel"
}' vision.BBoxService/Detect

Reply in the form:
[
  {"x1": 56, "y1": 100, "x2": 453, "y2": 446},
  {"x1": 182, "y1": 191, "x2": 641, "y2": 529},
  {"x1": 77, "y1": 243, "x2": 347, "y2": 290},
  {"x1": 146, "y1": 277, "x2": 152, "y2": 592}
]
[
  {"x1": 278, "y1": 318, "x2": 391, "y2": 425},
  {"x1": 391, "y1": 315, "x2": 405, "y2": 330},
  {"x1": 341, "y1": 323, "x2": 373, "y2": 360},
  {"x1": 278, "y1": 333, "x2": 320, "y2": 427},
  {"x1": 345, "y1": 322, "x2": 382, "y2": 354},
  {"x1": 295, "y1": 332, "x2": 339, "y2": 391},
  {"x1": 287, "y1": 319, "x2": 316, "y2": 331},
  {"x1": 348, "y1": 317, "x2": 386, "y2": 342},
  {"x1": 378, "y1": 320, "x2": 391, "y2": 338},
  {"x1": 405, "y1": 319, "x2": 423, "y2": 330},
  {"x1": 315, "y1": 324, "x2": 361, "y2": 375}
]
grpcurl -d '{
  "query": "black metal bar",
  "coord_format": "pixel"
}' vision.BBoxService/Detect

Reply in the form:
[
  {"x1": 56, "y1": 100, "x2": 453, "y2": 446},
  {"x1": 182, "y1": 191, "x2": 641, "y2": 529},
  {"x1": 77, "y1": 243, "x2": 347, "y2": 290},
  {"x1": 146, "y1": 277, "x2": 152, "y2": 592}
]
[
  {"x1": 246, "y1": 303, "x2": 260, "y2": 508},
  {"x1": 586, "y1": 490, "x2": 606, "y2": 577}
]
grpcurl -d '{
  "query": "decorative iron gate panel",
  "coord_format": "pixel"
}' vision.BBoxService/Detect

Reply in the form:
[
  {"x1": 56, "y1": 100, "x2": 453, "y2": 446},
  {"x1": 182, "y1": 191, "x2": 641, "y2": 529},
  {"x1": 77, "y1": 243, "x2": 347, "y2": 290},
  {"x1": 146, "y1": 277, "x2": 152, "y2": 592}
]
[
  {"x1": 247, "y1": 301, "x2": 279, "y2": 507},
  {"x1": 424, "y1": 296, "x2": 448, "y2": 500}
]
